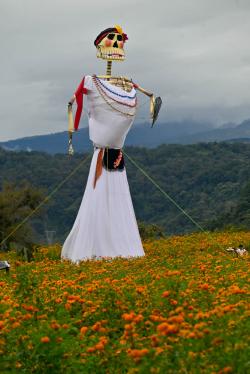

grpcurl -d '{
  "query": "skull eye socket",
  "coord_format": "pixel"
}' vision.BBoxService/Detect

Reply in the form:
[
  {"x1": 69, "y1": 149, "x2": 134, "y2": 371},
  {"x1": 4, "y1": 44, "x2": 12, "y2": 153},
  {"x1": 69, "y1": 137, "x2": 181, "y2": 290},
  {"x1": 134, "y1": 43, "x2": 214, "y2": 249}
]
[
  {"x1": 107, "y1": 33, "x2": 115, "y2": 40},
  {"x1": 117, "y1": 35, "x2": 122, "y2": 41}
]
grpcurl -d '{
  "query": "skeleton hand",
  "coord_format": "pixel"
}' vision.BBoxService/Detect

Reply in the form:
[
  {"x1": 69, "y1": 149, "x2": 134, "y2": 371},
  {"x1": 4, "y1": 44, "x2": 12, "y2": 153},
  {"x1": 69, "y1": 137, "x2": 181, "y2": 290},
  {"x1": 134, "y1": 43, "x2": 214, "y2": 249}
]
[
  {"x1": 68, "y1": 101, "x2": 74, "y2": 133},
  {"x1": 150, "y1": 95, "x2": 156, "y2": 119},
  {"x1": 68, "y1": 131, "x2": 74, "y2": 156}
]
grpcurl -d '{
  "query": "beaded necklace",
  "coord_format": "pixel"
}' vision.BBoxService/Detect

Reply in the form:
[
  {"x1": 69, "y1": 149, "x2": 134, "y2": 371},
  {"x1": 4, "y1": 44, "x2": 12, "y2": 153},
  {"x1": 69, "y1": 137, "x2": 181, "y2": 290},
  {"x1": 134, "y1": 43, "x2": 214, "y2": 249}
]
[
  {"x1": 94, "y1": 77, "x2": 137, "y2": 108},
  {"x1": 92, "y1": 75, "x2": 137, "y2": 117},
  {"x1": 95, "y1": 75, "x2": 136, "y2": 100}
]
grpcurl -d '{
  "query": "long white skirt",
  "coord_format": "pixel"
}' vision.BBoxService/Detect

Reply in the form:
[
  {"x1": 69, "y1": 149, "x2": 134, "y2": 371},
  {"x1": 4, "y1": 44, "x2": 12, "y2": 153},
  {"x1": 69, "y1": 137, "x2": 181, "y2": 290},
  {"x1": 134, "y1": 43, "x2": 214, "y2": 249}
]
[{"x1": 61, "y1": 148, "x2": 145, "y2": 263}]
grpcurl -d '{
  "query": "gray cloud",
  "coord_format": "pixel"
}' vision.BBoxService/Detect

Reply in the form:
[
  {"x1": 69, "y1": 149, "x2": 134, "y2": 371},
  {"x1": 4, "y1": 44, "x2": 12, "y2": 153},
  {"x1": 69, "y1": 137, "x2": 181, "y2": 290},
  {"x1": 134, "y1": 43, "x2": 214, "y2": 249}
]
[{"x1": 1, "y1": 0, "x2": 250, "y2": 140}]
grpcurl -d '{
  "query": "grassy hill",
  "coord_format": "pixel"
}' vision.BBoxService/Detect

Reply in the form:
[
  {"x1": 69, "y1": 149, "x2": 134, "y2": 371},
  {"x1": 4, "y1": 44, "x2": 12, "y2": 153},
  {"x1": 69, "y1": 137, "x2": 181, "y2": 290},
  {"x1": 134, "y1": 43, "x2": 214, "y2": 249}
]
[{"x1": 0, "y1": 232, "x2": 249, "y2": 373}]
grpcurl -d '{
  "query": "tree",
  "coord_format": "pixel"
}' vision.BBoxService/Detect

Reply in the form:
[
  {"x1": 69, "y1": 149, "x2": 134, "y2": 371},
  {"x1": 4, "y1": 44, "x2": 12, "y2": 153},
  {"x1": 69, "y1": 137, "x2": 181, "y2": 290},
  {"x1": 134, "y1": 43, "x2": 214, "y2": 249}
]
[
  {"x1": 0, "y1": 181, "x2": 45, "y2": 257},
  {"x1": 208, "y1": 180, "x2": 250, "y2": 231}
]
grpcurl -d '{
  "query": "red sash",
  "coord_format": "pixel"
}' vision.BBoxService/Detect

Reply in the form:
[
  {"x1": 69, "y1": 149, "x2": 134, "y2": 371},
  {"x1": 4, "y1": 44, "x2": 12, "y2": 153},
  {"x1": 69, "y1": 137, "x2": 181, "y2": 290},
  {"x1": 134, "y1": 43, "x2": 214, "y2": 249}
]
[{"x1": 74, "y1": 77, "x2": 88, "y2": 131}]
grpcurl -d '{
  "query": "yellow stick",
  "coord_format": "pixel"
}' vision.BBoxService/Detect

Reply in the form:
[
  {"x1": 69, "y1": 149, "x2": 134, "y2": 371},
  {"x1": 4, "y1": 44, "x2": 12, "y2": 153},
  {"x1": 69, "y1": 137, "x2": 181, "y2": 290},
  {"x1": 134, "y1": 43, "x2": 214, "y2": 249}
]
[{"x1": 68, "y1": 104, "x2": 74, "y2": 132}]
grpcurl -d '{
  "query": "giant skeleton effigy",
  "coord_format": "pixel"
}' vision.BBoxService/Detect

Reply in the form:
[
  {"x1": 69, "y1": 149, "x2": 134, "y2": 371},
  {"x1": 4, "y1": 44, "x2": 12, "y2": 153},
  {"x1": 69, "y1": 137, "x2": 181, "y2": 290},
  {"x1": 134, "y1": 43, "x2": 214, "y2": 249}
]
[{"x1": 61, "y1": 25, "x2": 162, "y2": 263}]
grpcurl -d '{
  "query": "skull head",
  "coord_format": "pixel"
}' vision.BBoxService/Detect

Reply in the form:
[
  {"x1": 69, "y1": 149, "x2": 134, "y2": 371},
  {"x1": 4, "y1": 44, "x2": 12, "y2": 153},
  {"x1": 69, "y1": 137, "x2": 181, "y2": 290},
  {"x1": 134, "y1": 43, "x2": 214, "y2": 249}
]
[{"x1": 94, "y1": 25, "x2": 128, "y2": 61}]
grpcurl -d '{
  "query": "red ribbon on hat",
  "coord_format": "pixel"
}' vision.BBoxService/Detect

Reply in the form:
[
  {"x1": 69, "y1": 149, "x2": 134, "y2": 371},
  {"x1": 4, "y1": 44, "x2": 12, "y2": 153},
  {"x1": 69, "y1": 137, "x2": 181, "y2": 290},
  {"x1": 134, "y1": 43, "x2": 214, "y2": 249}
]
[{"x1": 74, "y1": 77, "x2": 88, "y2": 131}]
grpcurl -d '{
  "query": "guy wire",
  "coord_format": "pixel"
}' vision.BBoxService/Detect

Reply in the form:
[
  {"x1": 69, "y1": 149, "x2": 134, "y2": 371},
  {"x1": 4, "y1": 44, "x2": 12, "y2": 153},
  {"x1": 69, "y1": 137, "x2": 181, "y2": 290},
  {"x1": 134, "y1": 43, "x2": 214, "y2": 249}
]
[
  {"x1": 0, "y1": 153, "x2": 91, "y2": 247},
  {"x1": 123, "y1": 149, "x2": 227, "y2": 254}
]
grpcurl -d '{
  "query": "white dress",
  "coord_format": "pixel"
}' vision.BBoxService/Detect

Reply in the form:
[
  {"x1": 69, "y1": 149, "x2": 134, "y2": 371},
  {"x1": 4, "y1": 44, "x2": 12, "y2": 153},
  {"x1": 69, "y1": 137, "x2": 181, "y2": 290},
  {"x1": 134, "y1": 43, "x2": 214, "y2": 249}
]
[{"x1": 61, "y1": 75, "x2": 145, "y2": 263}]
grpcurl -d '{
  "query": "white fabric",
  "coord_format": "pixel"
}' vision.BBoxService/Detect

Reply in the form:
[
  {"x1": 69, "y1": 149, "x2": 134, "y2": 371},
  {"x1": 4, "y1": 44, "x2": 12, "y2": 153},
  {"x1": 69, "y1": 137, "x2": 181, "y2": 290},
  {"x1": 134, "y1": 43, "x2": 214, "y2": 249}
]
[
  {"x1": 84, "y1": 75, "x2": 136, "y2": 149},
  {"x1": 61, "y1": 76, "x2": 145, "y2": 262}
]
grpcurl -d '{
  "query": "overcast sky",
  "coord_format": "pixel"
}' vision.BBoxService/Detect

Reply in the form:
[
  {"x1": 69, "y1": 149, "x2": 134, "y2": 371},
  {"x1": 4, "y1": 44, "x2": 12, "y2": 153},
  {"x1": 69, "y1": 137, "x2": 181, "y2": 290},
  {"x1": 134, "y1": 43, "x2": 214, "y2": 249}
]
[{"x1": 1, "y1": 0, "x2": 250, "y2": 141}]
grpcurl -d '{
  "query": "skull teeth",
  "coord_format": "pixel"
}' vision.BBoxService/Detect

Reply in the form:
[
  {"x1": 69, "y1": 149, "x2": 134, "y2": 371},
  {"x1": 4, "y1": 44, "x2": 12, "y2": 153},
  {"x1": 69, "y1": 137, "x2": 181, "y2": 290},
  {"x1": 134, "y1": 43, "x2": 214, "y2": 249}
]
[{"x1": 97, "y1": 46, "x2": 125, "y2": 61}]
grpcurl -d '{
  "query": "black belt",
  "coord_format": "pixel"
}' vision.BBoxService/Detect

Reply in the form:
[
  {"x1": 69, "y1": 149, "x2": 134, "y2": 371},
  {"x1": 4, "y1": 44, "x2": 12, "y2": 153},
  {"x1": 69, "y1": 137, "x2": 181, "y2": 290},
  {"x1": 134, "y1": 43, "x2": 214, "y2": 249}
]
[{"x1": 93, "y1": 147, "x2": 125, "y2": 189}]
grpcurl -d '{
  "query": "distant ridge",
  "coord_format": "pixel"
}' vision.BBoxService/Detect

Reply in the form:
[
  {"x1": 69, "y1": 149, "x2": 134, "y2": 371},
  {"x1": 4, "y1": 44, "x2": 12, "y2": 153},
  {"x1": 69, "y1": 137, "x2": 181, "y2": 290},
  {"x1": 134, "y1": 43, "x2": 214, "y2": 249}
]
[
  {"x1": 226, "y1": 138, "x2": 250, "y2": 143},
  {"x1": 175, "y1": 119, "x2": 250, "y2": 144},
  {"x1": 1, "y1": 119, "x2": 250, "y2": 154}
]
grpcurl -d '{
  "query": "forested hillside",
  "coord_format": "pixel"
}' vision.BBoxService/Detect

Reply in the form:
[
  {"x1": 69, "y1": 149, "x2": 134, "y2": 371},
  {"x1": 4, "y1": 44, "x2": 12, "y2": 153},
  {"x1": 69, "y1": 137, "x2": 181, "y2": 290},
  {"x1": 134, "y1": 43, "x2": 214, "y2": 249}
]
[{"x1": 1, "y1": 142, "x2": 250, "y2": 244}]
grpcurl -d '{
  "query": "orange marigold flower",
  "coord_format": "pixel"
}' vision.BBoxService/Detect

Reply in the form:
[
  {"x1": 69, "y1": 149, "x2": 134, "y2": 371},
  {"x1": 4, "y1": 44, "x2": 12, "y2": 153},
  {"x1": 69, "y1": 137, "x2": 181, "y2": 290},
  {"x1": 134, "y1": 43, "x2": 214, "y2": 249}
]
[
  {"x1": 175, "y1": 307, "x2": 183, "y2": 313},
  {"x1": 127, "y1": 348, "x2": 149, "y2": 360},
  {"x1": 155, "y1": 347, "x2": 164, "y2": 356},
  {"x1": 23, "y1": 313, "x2": 32, "y2": 320},
  {"x1": 136, "y1": 286, "x2": 146, "y2": 294},
  {"x1": 218, "y1": 367, "x2": 233, "y2": 373},
  {"x1": 50, "y1": 322, "x2": 60, "y2": 330},
  {"x1": 170, "y1": 299, "x2": 178, "y2": 305},
  {"x1": 92, "y1": 322, "x2": 102, "y2": 331},
  {"x1": 64, "y1": 303, "x2": 71, "y2": 311},
  {"x1": 12, "y1": 322, "x2": 21, "y2": 328},
  {"x1": 37, "y1": 314, "x2": 47, "y2": 320},
  {"x1": 95, "y1": 342, "x2": 105, "y2": 350},
  {"x1": 229, "y1": 285, "x2": 246, "y2": 294},
  {"x1": 150, "y1": 314, "x2": 166, "y2": 322},
  {"x1": 166, "y1": 270, "x2": 181, "y2": 276},
  {"x1": 212, "y1": 337, "x2": 224, "y2": 345},
  {"x1": 151, "y1": 335, "x2": 160, "y2": 347},
  {"x1": 157, "y1": 322, "x2": 179, "y2": 335},
  {"x1": 122, "y1": 312, "x2": 135, "y2": 321},
  {"x1": 196, "y1": 331, "x2": 204, "y2": 338},
  {"x1": 87, "y1": 346, "x2": 96, "y2": 353},
  {"x1": 203, "y1": 328, "x2": 210, "y2": 334},
  {"x1": 168, "y1": 315, "x2": 184, "y2": 324},
  {"x1": 157, "y1": 322, "x2": 168, "y2": 332},
  {"x1": 134, "y1": 314, "x2": 144, "y2": 323},
  {"x1": 99, "y1": 336, "x2": 108, "y2": 343},
  {"x1": 80, "y1": 326, "x2": 88, "y2": 335},
  {"x1": 124, "y1": 323, "x2": 133, "y2": 331},
  {"x1": 199, "y1": 283, "x2": 209, "y2": 290},
  {"x1": 167, "y1": 324, "x2": 179, "y2": 334},
  {"x1": 40, "y1": 336, "x2": 50, "y2": 343},
  {"x1": 195, "y1": 311, "x2": 209, "y2": 319},
  {"x1": 162, "y1": 291, "x2": 170, "y2": 297}
]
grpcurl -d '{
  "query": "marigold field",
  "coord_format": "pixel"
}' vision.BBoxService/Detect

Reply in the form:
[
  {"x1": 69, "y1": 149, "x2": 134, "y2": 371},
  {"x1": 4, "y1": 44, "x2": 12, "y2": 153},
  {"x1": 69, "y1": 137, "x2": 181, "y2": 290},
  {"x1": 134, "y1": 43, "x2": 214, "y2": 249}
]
[{"x1": 0, "y1": 232, "x2": 249, "y2": 374}]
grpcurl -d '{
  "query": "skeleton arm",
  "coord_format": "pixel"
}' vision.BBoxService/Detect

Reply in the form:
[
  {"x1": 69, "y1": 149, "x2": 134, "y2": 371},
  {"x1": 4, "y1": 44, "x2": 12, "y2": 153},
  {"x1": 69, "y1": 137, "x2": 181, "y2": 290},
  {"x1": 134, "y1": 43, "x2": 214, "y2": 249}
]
[
  {"x1": 68, "y1": 94, "x2": 76, "y2": 106},
  {"x1": 134, "y1": 84, "x2": 155, "y2": 119},
  {"x1": 68, "y1": 96, "x2": 75, "y2": 134},
  {"x1": 67, "y1": 94, "x2": 76, "y2": 155}
]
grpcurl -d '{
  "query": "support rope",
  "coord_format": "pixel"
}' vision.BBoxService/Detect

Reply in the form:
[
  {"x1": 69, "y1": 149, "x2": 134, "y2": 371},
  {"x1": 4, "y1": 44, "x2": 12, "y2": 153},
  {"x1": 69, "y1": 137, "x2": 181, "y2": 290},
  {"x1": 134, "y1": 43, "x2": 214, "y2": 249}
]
[
  {"x1": 123, "y1": 150, "x2": 205, "y2": 232},
  {"x1": 123, "y1": 149, "x2": 227, "y2": 253},
  {"x1": 0, "y1": 153, "x2": 91, "y2": 247}
]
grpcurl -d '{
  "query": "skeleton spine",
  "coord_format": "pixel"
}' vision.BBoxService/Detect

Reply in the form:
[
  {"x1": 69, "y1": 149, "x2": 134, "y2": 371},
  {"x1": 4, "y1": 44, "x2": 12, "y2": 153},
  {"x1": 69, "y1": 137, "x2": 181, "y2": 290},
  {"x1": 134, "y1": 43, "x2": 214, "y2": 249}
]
[{"x1": 106, "y1": 60, "x2": 112, "y2": 76}]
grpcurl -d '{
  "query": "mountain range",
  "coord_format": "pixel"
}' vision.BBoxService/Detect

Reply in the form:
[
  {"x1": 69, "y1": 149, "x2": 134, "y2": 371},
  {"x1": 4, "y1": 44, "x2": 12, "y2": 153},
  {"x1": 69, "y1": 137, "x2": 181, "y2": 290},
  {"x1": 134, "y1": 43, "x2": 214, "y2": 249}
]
[{"x1": 1, "y1": 119, "x2": 250, "y2": 154}]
